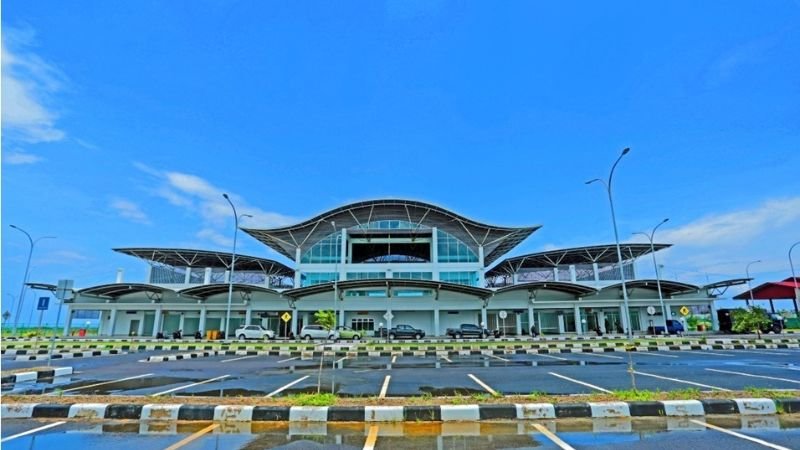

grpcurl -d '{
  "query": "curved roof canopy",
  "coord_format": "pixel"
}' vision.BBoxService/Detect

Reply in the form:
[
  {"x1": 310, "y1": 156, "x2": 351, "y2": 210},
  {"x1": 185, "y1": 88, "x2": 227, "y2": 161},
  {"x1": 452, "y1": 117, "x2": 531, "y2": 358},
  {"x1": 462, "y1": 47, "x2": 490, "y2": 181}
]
[
  {"x1": 178, "y1": 283, "x2": 279, "y2": 298},
  {"x1": 604, "y1": 279, "x2": 699, "y2": 295},
  {"x1": 284, "y1": 279, "x2": 494, "y2": 299},
  {"x1": 113, "y1": 248, "x2": 294, "y2": 276},
  {"x1": 495, "y1": 281, "x2": 599, "y2": 297},
  {"x1": 242, "y1": 199, "x2": 539, "y2": 266},
  {"x1": 78, "y1": 283, "x2": 174, "y2": 298},
  {"x1": 486, "y1": 243, "x2": 671, "y2": 277}
]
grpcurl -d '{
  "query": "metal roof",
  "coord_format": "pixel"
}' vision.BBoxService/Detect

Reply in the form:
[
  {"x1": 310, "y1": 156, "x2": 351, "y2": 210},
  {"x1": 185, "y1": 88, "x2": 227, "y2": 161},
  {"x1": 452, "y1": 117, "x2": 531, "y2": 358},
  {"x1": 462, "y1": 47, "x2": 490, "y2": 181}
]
[
  {"x1": 604, "y1": 279, "x2": 699, "y2": 295},
  {"x1": 78, "y1": 283, "x2": 175, "y2": 298},
  {"x1": 495, "y1": 281, "x2": 599, "y2": 297},
  {"x1": 486, "y1": 243, "x2": 671, "y2": 277},
  {"x1": 178, "y1": 283, "x2": 279, "y2": 298},
  {"x1": 113, "y1": 248, "x2": 294, "y2": 276},
  {"x1": 25, "y1": 283, "x2": 57, "y2": 292},
  {"x1": 733, "y1": 277, "x2": 800, "y2": 300},
  {"x1": 284, "y1": 279, "x2": 494, "y2": 299},
  {"x1": 242, "y1": 199, "x2": 539, "y2": 266}
]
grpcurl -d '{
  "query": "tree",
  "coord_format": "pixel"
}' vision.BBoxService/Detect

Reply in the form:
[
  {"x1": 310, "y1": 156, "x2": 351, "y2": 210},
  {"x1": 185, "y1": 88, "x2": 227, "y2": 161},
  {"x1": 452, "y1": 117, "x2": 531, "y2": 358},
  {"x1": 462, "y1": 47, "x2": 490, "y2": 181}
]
[
  {"x1": 732, "y1": 306, "x2": 772, "y2": 338},
  {"x1": 314, "y1": 310, "x2": 336, "y2": 393}
]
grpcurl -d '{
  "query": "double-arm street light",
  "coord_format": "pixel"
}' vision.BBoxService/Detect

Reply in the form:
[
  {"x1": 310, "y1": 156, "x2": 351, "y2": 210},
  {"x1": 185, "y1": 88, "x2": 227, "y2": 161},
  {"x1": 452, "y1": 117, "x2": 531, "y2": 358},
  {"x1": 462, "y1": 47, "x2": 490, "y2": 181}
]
[
  {"x1": 633, "y1": 218, "x2": 670, "y2": 331},
  {"x1": 745, "y1": 260, "x2": 761, "y2": 308},
  {"x1": 587, "y1": 147, "x2": 633, "y2": 339},
  {"x1": 331, "y1": 221, "x2": 339, "y2": 329},
  {"x1": 789, "y1": 241, "x2": 799, "y2": 316},
  {"x1": 10, "y1": 225, "x2": 55, "y2": 335},
  {"x1": 222, "y1": 194, "x2": 252, "y2": 339}
]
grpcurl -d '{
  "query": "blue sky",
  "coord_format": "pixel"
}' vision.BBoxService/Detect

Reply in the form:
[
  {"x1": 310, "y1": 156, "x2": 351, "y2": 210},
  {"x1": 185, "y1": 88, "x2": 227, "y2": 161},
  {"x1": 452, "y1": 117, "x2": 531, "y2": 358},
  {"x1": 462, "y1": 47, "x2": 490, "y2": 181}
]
[{"x1": 3, "y1": 1, "x2": 799, "y2": 325}]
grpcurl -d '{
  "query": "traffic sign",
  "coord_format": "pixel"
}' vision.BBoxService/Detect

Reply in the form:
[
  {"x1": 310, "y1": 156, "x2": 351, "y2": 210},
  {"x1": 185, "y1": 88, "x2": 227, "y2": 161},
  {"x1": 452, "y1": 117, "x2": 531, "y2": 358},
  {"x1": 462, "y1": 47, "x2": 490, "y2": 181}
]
[
  {"x1": 383, "y1": 312, "x2": 394, "y2": 321},
  {"x1": 498, "y1": 310, "x2": 508, "y2": 319},
  {"x1": 281, "y1": 312, "x2": 292, "y2": 323},
  {"x1": 37, "y1": 297, "x2": 50, "y2": 311},
  {"x1": 679, "y1": 306, "x2": 690, "y2": 316},
  {"x1": 646, "y1": 306, "x2": 656, "y2": 315}
]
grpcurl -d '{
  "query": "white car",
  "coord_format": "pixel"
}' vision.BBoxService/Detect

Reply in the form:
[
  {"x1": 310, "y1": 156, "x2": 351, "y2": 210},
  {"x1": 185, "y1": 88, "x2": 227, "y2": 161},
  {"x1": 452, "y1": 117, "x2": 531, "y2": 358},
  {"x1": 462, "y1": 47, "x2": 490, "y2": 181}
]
[
  {"x1": 300, "y1": 325, "x2": 339, "y2": 340},
  {"x1": 235, "y1": 325, "x2": 275, "y2": 340}
]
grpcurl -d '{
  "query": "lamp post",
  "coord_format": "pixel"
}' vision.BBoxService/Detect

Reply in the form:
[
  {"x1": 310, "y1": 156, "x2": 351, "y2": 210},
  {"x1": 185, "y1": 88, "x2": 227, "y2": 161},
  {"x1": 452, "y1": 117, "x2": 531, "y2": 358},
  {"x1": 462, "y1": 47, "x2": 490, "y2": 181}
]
[
  {"x1": 633, "y1": 218, "x2": 670, "y2": 332},
  {"x1": 331, "y1": 221, "x2": 340, "y2": 329},
  {"x1": 9, "y1": 225, "x2": 55, "y2": 335},
  {"x1": 222, "y1": 193, "x2": 252, "y2": 339},
  {"x1": 587, "y1": 147, "x2": 633, "y2": 339},
  {"x1": 789, "y1": 241, "x2": 800, "y2": 316},
  {"x1": 745, "y1": 260, "x2": 761, "y2": 308}
]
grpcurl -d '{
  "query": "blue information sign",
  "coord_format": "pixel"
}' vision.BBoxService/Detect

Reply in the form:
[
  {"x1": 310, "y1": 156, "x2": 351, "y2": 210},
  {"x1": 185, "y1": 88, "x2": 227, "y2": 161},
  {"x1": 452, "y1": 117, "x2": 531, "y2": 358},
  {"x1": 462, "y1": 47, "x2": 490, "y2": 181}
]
[{"x1": 37, "y1": 297, "x2": 50, "y2": 311}]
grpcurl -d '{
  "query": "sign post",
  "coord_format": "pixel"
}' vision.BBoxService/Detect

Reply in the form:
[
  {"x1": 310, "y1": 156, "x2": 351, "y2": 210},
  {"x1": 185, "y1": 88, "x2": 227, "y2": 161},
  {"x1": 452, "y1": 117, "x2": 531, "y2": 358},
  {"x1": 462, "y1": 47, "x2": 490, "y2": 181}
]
[
  {"x1": 36, "y1": 297, "x2": 49, "y2": 337},
  {"x1": 498, "y1": 310, "x2": 507, "y2": 337},
  {"x1": 281, "y1": 312, "x2": 292, "y2": 339},
  {"x1": 48, "y1": 280, "x2": 73, "y2": 367}
]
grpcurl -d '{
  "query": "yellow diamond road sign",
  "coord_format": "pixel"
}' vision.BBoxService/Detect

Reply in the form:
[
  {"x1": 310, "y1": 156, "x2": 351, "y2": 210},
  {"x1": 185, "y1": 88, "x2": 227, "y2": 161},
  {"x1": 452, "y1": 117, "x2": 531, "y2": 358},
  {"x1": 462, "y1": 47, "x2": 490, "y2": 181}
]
[
  {"x1": 679, "y1": 306, "x2": 690, "y2": 316},
  {"x1": 281, "y1": 312, "x2": 292, "y2": 323}
]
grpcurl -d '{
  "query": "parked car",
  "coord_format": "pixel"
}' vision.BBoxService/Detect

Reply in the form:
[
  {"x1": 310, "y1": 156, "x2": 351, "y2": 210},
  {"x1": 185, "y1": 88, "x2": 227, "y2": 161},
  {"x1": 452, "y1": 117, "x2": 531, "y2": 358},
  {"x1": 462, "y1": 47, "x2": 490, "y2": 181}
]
[
  {"x1": 334, "y1": 326, "x2": 362, "y2": 340},
  {"x1": 446, "y1": 324, "x2": 499, "y2": 339},
  {"x1": 235, "y1": 325, "x2": 275, "y2": 340},
  {"x1": 387, "y1": 324, "x2": 425, "y2": 340},
  {"x1": 647, "y1": 319, "x2": 685, "y2": 335},
  {"x1": 300, "y1": 324, "x2": 340, "y2": 340},
  {"x1": 717, "y1": 309, "x2": 785, "y2": 334}
]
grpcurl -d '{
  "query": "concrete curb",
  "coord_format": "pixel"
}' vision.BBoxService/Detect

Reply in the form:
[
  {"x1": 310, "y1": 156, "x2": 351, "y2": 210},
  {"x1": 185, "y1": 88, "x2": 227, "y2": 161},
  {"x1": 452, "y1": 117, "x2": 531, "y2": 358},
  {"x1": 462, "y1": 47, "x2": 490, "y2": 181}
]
[
  {"x1": 13, "y1": 350, "x2": 123, "y2": 361},
  {"x1": 0, "y1": 367, "x2": 73, "y2": 384},
  {"x1": 2, "y1": 398, "x2": 797, "y2": 422},
  {"x1": 145, "y1": 350, "x2": 224, "y2": 362}
]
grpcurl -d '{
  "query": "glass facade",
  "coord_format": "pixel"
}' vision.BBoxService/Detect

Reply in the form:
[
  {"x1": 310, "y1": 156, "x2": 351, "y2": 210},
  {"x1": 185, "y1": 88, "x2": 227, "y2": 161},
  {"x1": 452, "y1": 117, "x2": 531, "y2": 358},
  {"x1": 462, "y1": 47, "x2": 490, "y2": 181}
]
[
  {"x1": 437, "y1": 230, "x2": 479, "y2": 263},
  {"x1": 301, "y1": 232, "x2": 341, "y2": 264},
  {"x1": 355, "y1": 220, "x2": 428, "y2": 230},
  {"x1": 393, "y1": 272, "x2": 433, "y2": 280},
  {"x1": 300, "y1": 272, "x2": 339, "y2": 287},
  {"x1": 346, "y1": 272, "x2": 385, "y2": 280},
  {"x1": 440, "y1": 271, "x2": 479, "y2": 286},
  {"x1": 150, "y1": 266, "x2": 186, "y2": 284}
]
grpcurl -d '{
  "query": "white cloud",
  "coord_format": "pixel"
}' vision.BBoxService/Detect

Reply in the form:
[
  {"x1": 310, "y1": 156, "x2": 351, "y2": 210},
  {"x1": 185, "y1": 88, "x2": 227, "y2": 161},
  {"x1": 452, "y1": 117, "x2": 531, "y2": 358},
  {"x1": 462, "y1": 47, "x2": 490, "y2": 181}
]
[
  {"x1": 110, "y1": 198, "x2": 151, "y2": 225},
  {"x1": 196, "y1": 228, "x2": 233, "y2": 248},
  {"x1": 1, "y1": 27, "x2": 66, "y2": 143},
  {"x1": 2, "y1": 150, "x2": 43, "y2": 165}
]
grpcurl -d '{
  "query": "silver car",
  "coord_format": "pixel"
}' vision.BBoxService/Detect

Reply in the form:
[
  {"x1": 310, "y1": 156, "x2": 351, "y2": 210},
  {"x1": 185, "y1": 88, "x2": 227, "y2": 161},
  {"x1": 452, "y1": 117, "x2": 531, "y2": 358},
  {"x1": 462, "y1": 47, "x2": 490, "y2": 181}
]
[
  {"x1": 299, "y1": 325, "x2": 339, "y2": 340},
  {"x1": 234, "y1": 325, "x2": 275, "y2": 340}
]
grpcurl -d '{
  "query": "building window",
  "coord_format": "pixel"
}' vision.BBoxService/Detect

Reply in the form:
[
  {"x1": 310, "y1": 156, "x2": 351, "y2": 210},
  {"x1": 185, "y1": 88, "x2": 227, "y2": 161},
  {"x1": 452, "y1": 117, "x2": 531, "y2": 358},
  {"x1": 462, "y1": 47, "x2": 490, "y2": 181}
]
[
  {"x1": 395, "y1": 289, "x2": 430, "y2": 297},
  {"x1": 346, "y1": 272, "x2": 385, "y2": 281},
  {"x1": 301, "y1": 272, "x2": 339, "y2": 287},
  {"x1": 440, "y1": 271, "x2": 479, "y2": 287},
  {"x1": 345, "y1": 290, "x2": 387, "y2": 297},
  {"x1": 351, "y1": 318, "x2": 375, "y2": 331},
  {"x1": 393, "y1": 272, "x2": 432, "y2": 281},
  {"x1": 437, "y1": 230, "x2": 478, "y2": 263},
  {"x1": 355, "y1": 220, "x2": 427, "y2": 230},
  {"x1": 300, "y1": 232, "x2": 341, "y2": 264}
]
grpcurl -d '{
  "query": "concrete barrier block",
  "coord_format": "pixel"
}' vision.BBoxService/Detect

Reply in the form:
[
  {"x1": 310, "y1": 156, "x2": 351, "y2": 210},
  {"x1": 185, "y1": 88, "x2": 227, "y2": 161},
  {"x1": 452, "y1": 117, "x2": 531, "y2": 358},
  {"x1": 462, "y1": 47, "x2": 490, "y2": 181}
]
[
  {"x1": 1, "y1": 403, "x2": 38, "y2": 418},
  {"x1": 141, "y1": 404, "x2": 181, "y2": 421},
  {"x1": 289, "y1": 406, "x2": 329, "y2": 422},
  {"x1": 589, "y1": 402, "x2": 631, "y2": 418},
  {"x1": 733, "y1": 398, "x2": 776, "y2": 415},
  {"x1": 69, "y1": 403, "x2": 108, "y2": 419},
  {"x1": 515, "y1": 403, "x2": 556, "y2": 419},
  {"x1": 214, "y1": 405, "x2": 254, "y2": 422},
  {"x1": 364, "y1": 406, "x2": 404, "y2": 422},
  {"x1": 661, "y1": 400, "x2": 704, "y2": 417},
  {"x1": 440, "y1": 405, "x2": 480, "y2": 421}
]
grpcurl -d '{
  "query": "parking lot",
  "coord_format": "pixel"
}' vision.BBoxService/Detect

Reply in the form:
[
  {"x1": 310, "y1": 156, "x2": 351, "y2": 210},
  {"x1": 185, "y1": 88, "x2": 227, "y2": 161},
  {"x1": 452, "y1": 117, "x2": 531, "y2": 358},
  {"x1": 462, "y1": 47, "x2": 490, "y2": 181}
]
[{"x1": 3, "y1": 347, "x2": 799, "y2": 398}]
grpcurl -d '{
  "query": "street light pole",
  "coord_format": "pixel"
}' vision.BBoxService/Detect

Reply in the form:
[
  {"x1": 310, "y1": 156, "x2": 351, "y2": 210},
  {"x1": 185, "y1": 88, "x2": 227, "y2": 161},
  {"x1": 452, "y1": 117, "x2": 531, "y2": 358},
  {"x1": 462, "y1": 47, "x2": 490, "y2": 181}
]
[
  {"x1": 222, "y1": 194, "x2": 252, "y2": 339},
  {"x1": 789, "y1": 241, "x2": 800, "y2": 316},
  {"x1": 587, "y1": 147, "x2": 633, "y2": 339},
  {"x1": 633, "y1": 218, "x2": 670, "y2": 332},
  {"x1": 745, "y1": 260, "x2": 761, "y2": 308},
  {"x1": 9, "y1": 225, "x2": 55, "y2": 335}
]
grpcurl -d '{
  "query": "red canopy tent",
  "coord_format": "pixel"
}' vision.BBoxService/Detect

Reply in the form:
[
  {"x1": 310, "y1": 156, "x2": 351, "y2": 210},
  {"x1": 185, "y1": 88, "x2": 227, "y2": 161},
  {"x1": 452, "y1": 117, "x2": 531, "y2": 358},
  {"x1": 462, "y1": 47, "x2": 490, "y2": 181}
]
[{"x1": 734, "y1": 277, "x2": 800, "y2": 314}]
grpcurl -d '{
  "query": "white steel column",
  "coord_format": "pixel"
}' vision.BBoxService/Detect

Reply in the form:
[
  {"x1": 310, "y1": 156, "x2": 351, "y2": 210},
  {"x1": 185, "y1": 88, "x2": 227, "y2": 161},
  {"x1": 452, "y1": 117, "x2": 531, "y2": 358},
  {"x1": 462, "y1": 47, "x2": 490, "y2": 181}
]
[
  {"x1": 152, "y1": 306, "x2": 163, "y2": 337},
  {"x1": 108, "y1": 308, "x2": 118, "y2": 336},
  {"x1": 481, "y1": 307, "x2": 488, "y2": 328},
  {"x1": 431, "y1": 227, "x2": 440, "y2": 280},
  {"x1": 710, "y1": 302, "x2": 720, "y2": 331},
  {"x1": 178, "y1": 313, "x2": 185, "y2": 331},
  {"x1": 569, "y1": 265, "x2": 577, "y2": 282},
  {"x1": 245, "y1": 305, "x2": 252, "y2": 325},
  {"x1": 619, "y1": 304, "x2": 629, "y2": 335},
  {"x1": 515, "y1": 313, "x2": 522, "y2": 335},
  {"x1": 137, "y1": 315, "x2": 145, "y2": 336},
  {"x1": 554, "y1": 268, "x2": 560, "y2": 281},
  {"x1": 199, "y1": 307, "x2": 207, "y2": 333},
  {"x1": 204, "y1": 268, "x2": 212, "y2": 284},
  {"x1": 434, "y1": 308, "x2": 440, "y2": 336},
  {"x1": 574, "y1": 304, "x2": 582, "y2": 335},
  {"x1": 593, "y1": 263, "x2": 600, "y2": 284},
  {"x1": 294, "y1": 248, "x2": 302, "y2": 288},
  {"x1": 528, "y1": 305, "x2": 535, "y2": 335}
]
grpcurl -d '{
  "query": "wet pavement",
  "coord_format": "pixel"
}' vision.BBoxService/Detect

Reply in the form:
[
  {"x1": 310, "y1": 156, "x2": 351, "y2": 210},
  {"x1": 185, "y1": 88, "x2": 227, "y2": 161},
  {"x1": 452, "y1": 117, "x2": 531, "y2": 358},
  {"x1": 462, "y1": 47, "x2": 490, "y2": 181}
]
[
  {"x1": 2, "y1": 348, "x2": 799, "y2": 398},
  {"x1": 2, "y1": 417, "x2": 800, "y2": 449}
]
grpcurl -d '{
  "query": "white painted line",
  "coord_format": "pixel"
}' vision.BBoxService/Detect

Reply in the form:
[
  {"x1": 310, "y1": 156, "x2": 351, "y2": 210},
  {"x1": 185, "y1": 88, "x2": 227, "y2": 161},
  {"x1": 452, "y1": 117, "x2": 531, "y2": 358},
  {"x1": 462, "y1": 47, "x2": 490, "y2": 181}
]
[
  {"x1": 633, "y1": 371, "x2": 730, "y2": 391},
  {"x1": 57, "y1": 373, "x2": 154, "y2": 394},
  {"x1": 363, "y1": 425, "x2": 379, "y2": 450},
  {"x1": 0, "y1": 421, "x2": 66, "y2": 443},
  {"x1": 468, "y1": 373, "x2": 499, "y2": 396},
  {"x1": 688, "y1": 419, "x2": 791, "y2": 450},
  {"x1": 221, "y1": 355, "x2": 258, "y2": 363},
  {"x1": 278, "y1": 357, "x2": 298, "y2": 363},
  {"x1": 150, "y1": 374, "x2": 229, "y2": 396},
  {"x1": 440, "y1": 356, "x2": 452, "y2": 363},
  {"x1": 756, "y1": 365, "x2": 800, "y2": 372},
  {"x1": 164, "y1": 423, "x2": 219, "y2": 450},
  {"x1": 532, "y1": 423, "x2": 576, "y2": 450},
  {"x1": 548, "y1": 372, "x2": 612, "y2": 394},
  {"x1": 266, "y1": 375, "x2": 310, "y2": 398},
  {"x1": 705, "y1": 368, "x2": 800, "y2": 385},
  {"x1": 535, "y1": 353, "x2": 568, "y2": 361},
  {"x1": 678, "y1": 350, "x2": 733, "y2": 357},
  {"x1": 391, "y1": 355, "x2": 397, "y2": 364},
  {"x1": 485, "y1": 353, "x2": 510, "y2": 362},
  {"x1": 335, "y1": 356, "x2": 348, "y2": 364},
  {"x1": 583, "y1": 353, "x2": 623, "y2": 360},
  {"x1": 733, "y1": 350, "x2": 794, "y2": 356},
  {"x1": 631, "y1": 352, "x2": 678, "y2": 358},
  {"x1": 379, "y1": 375, "x2": 391, "y2": 398}
]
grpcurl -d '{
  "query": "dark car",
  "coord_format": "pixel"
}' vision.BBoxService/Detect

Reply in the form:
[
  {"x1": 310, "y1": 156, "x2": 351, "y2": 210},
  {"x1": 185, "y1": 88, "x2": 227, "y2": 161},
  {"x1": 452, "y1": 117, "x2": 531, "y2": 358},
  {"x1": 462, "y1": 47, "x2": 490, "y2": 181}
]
[
  {"x1": 387, "y1": 324, "x2": 425, "y2": 340},
  {"x1": 648, "y1": 319, "x2": 685, "y2": 335},
  {"x1": 446, "y1": 324, "x2": 499, "y2": 339}
]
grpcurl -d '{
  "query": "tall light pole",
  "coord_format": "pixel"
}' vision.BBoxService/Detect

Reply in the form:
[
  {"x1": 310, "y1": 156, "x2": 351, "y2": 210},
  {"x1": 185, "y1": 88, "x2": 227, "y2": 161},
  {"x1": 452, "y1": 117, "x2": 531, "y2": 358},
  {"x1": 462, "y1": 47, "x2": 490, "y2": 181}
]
[
  {"x1": 745, "y1": 260, "x2": 761, "y2": 308},
  {"x1": 587, "y1": 147, "x2": 633, "y2": 339},
  {"x1": 9, "y1": 225, "x2": 55, "y2": 335},
  {"x1": 633, "y1": 218, "x2": 669, "y2": 332},
  {"x1": 789, "y1": 241, "x2": 799, "y2": 316},
  {"x1": 222, "y1": 193, "x2": 252, "y2": 339}
]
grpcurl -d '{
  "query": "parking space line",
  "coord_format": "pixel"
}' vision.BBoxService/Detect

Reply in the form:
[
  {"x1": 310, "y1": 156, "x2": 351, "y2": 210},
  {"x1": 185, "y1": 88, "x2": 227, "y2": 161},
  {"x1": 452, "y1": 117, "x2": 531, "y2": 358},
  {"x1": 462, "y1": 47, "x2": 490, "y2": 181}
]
[
  {"x1": 440, "y1": 356, "x2": 452, "y2": 363},
  {"x1": 335, "y1": 356, "x2": 348, "y2": 364},
  {"x1": 379, "y1": 375, "x2": 391, "y2": 398},
  {"x1": 678, "y1": 350, "x2": 733, "y2": 357},
  {"x1": 485, "y1": 354, "x2": 510, "y2": 362},
  {"x1": 732, "y1": 350, "x2": 794, "y2": 356},
  {"x1": 705, "y1": 368, "x2": 800, "y2": 384},
  {"x1": 151, "y1": 374, "x2": 230, "y2": 396},
  {"x1": 535, "y1": 353, "x2": 568, "y2": 361},
  {"x1": 0, "y1": 421, "x2": 66, "y2": 443},
  {"x1": 532, "y1": 423, "x2": 576, "y2": 450},
  {"x1": 631, "y1": 352, "x2": 678, "y2": 358},
  {"x1": 633, "y1": 371, "x2": 730, "y2": 391},
  {"x1": 164, "y1": 423, "x2": 219, "y2": 450},
  {"x1": 56, "y1": 373, "x2": 154, "y2": 394},
  {"x1": 363, "y1": 425, "x2": 379, "y2": 450},
  {"x1": 582, "y1": 353, "x2": 623, "y2": 360},
  {"x1": 468, "y1": 373, "x2": 499, "y2": 396},
  {"x1": 391, "y1": 355, "x2": 397, "y2": 364},
  {"x1": 548, "y1": 371, "x2": 612, "y2": 393},
  {"x1": 221, "y1": 355, "x2": 259, "y2": 363},
  {"x1": 266, "y1": 375, "x2": 310, "y2": 397},
  {"x1": 688, "y1": 419, "x2": 790, "y2": 450},
  {"x1": 278, "y1": 357, "x2": 299, "y2": 363}
]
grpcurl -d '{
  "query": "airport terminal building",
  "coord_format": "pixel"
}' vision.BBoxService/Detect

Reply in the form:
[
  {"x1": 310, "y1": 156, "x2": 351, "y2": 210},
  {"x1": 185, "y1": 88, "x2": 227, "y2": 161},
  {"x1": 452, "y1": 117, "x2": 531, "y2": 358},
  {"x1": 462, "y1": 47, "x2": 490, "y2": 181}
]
[{"x1": 59, "y1": 200, "x2": 739, "y2": 337}]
